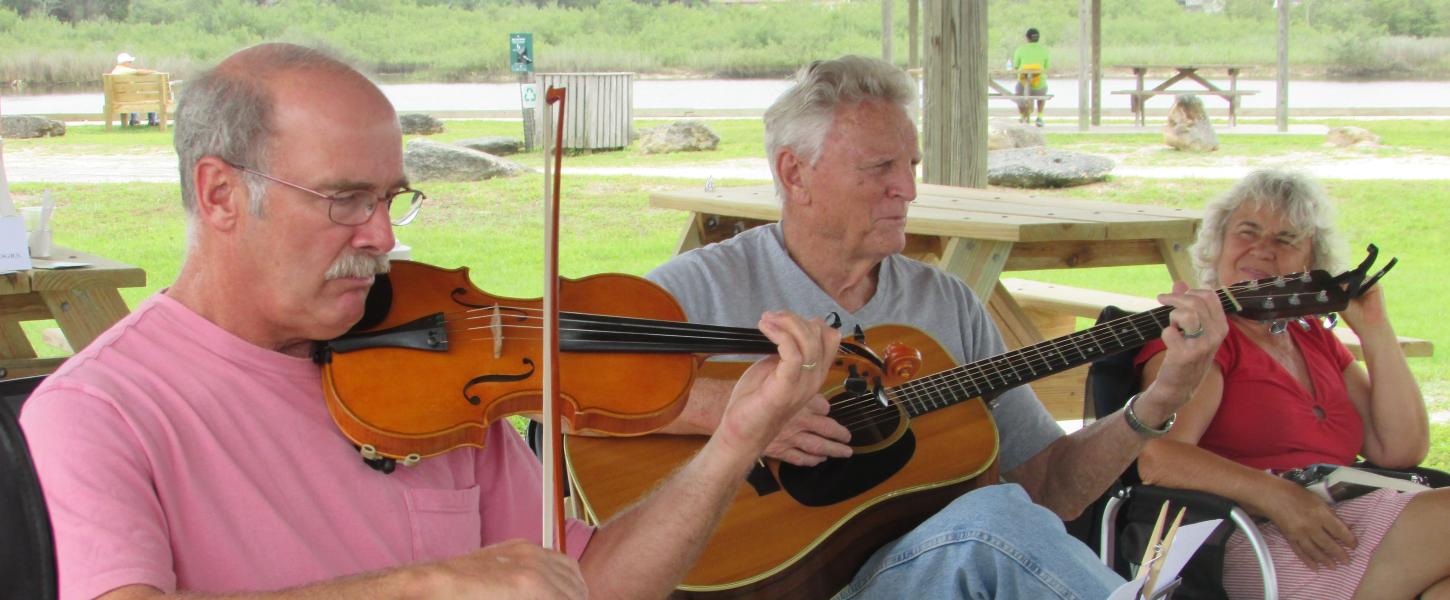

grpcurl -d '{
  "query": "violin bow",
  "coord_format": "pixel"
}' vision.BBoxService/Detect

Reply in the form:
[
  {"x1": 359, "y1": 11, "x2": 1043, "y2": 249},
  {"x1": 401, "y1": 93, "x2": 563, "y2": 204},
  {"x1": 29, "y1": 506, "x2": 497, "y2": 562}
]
[{"x1": 540, "y1": 85, "x2": 569, "y2": 553}]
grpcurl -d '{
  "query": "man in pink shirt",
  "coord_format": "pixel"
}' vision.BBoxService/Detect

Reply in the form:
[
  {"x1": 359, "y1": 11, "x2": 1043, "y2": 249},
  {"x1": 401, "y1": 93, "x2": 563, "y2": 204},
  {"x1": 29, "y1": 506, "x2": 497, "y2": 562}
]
[{"x1": 20, "y1": 42, "x2": 839, "y2": 599}]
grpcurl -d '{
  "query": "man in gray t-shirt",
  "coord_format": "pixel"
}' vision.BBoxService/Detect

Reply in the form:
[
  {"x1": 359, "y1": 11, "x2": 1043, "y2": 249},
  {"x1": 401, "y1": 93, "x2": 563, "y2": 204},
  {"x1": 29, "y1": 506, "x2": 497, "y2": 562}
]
[{"x1": 646, "y1": 56, "x2": 1229, "y2": 598}]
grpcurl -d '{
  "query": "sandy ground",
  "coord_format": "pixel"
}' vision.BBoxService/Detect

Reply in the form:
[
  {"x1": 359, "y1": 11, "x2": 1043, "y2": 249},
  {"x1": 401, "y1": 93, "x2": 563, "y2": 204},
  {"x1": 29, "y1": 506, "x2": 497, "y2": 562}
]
[{"x1": 6, "y1": 147, "x2": 1449, "y2": 184}]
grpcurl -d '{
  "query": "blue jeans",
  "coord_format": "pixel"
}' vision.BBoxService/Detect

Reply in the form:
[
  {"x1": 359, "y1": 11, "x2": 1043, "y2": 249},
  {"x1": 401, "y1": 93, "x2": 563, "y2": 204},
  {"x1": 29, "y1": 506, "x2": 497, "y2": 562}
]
[{"x1": 836, "y1": 484, "x2": 1125, "y2": 600}]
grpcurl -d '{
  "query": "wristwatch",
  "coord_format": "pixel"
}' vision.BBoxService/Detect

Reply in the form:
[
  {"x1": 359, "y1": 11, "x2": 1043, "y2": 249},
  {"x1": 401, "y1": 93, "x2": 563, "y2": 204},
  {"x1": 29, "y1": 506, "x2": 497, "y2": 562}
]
[{"x1": 1124, "y1": 392, "x2": 1176, "y2": 438}]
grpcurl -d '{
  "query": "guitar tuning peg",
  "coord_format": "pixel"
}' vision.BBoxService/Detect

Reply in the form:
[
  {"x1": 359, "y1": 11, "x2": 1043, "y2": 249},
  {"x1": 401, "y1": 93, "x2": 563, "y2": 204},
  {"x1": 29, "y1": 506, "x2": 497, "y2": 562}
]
[
  {"x1": 1288, "y1": 293, "x2": 1301, "y2": 306},
  {"x1": 1321, "y1": 313, "x2": 1339, "y2": 330},
  {"x1": 1270, "y1": 319, "x2": 1289, "y2": 335},
  {"x1": 1316, "y1": 290, "x2": 1329, "y2": 303},
  {"x1": 1274, "y1": 276, "x2": 1287, "y2": 288},
  {"x1": 1261, "y1": 297, "x2": 1276, "y2": 310},
  {"x1": 1296, "y1": 317, "x2": 1311, "y2": 332},
  {"x1": 1300, "y1": 272, "x2": 1312, "y2": 283}
]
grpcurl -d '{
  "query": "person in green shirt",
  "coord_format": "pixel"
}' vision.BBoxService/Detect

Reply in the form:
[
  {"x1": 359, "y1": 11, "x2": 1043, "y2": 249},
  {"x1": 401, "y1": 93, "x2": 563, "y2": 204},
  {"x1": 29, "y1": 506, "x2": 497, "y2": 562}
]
[{"x1": 1011, "y1": 28, "x2": 1050, "y2": 127}]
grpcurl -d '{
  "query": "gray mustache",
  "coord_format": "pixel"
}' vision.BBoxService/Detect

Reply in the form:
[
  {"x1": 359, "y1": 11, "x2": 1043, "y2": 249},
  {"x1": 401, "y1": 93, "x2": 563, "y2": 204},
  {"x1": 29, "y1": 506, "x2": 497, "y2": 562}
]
[{"x1": 325, "y1": 253, "x2": 391, "y2": 280}]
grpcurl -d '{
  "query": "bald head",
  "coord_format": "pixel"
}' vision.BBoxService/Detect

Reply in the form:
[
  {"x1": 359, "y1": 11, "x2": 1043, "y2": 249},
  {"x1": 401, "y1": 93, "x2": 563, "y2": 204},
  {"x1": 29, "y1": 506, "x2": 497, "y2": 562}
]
[{"x1": 173, "y1": 43, "x2": 392, "y2": 217}]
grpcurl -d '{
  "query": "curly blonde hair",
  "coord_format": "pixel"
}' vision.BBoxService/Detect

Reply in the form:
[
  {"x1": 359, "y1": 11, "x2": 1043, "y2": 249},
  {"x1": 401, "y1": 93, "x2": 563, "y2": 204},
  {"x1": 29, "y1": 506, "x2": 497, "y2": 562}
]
[{"x1": 1191, "y1": 169, "x2": 1345, "y2": 288}]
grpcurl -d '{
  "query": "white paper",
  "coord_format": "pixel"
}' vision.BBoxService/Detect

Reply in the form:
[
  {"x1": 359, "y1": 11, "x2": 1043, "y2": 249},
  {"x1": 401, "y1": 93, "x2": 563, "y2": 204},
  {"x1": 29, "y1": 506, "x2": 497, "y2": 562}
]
[
  {"x1": 1106, "y1": 519, "x2": 1223, "y2": 600},
  {"x1": 0, "y1": 215, "x2": 32, "y2": 272}
]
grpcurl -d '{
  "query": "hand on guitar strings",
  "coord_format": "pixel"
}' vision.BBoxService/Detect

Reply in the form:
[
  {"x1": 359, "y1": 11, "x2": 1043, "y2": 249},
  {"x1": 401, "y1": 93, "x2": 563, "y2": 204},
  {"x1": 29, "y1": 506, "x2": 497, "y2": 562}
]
[
  {"x1": 716, "y1": 311, "x2": 842, "y2": 459},
  {"x1": 1148, "y1": 281, "x2": 1230, "y2": 414}
]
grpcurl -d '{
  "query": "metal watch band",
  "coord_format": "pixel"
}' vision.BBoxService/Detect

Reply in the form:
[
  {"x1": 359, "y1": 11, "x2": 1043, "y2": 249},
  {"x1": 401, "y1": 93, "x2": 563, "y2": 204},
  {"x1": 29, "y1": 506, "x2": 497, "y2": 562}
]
[{"x1": 1124, "y1": 392, "x2": 1176, "y2": 438}]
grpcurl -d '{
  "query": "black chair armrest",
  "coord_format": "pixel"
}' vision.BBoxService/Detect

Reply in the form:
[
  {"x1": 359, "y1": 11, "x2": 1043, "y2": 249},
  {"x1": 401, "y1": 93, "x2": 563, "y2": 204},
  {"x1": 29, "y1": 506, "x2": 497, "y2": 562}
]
[{"x1": 1127, "y1": 484, "x2": 1241, "y2": 519}]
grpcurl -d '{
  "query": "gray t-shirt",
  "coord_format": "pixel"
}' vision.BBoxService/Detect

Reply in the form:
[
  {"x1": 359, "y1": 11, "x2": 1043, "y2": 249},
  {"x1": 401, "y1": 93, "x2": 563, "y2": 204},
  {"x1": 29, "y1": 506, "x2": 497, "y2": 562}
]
[{"x1": 646, "y1": 223, "x2": 1062, "y2": 473}]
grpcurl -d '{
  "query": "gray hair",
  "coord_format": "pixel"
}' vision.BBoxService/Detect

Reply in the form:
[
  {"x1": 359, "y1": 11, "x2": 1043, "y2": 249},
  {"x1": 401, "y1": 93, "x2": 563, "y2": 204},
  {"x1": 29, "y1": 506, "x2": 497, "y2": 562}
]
[
  {"x1": 763, "y1": 55, "x2": 917, "y2": 197},
  {"x1": 1192, "y1": 168, "x2": 1345, "y2": 288},
  {"x1": 173, "y1": 43, "x2": 357, "y2": 218}
]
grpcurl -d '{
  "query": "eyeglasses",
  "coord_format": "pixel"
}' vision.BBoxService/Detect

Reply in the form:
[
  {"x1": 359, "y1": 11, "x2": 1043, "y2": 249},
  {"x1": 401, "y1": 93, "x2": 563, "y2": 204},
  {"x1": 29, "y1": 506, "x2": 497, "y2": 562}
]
[{"x1": 228, "y1": 163, "x2": 423, "y2": 226}]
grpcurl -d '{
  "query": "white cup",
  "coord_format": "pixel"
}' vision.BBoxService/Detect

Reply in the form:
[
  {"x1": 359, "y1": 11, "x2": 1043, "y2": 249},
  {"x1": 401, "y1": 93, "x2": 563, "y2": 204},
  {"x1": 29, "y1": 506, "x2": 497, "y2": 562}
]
[
  {"x1": 21, "y1": 207, "x2": 52, "y2": 258},
  {"x1": 20, "y1": 206, "x2": 40, "y2": 232}
]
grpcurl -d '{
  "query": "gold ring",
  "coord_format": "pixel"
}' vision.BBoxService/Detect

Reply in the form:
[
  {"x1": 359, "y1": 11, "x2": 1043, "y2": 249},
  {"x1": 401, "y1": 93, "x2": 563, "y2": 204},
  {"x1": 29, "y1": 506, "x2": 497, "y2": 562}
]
[
  {"x1": 1182, "y1": 324, "x2": 1205, "y2": 339},
  {"x1": 800, "y1": 361, "x2": 818, "y2": 371}
]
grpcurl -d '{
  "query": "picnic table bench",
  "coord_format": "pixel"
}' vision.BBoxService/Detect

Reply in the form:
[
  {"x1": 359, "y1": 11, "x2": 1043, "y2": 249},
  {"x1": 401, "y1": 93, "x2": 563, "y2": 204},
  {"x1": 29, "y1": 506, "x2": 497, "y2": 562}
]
[
  {"x1": 988, "y1": 70, "x2": 1055, "y2": 104},
  {"x1": 1112, "y1": 64, "x2": 1257, "y2": 126},
  {"x1": 102, "y1": 72, "x2": 176, "y2": 131}
]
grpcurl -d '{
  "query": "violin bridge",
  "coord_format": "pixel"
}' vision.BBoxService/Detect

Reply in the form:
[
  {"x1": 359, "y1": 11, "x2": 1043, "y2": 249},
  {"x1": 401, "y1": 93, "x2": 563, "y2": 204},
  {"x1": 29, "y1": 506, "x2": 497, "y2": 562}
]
[{"x1": 491, "y1": 305, "x2": 503, "y2": 359}]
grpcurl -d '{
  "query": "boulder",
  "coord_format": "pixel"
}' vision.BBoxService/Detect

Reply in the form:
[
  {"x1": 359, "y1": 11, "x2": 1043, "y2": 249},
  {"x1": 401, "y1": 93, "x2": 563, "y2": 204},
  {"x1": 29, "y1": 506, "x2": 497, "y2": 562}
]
[
  {"x1": 1, "y1": 115, "x2": 65, "y2": 138},
  {"x1": 1162, "y1": 95, "x2": 1218, "y2": 152},
  {"x1": 638, "y1": 120, "x2": 719, "y2": 154},
  {"x1": 988, "y1": 119, "x2": 1046, "y2": 151},
  {"x1": 1326, "y1": 126, "x2": 1381, "y2": 148},
  {"x1": 398, "y1": 113, "x2": 445, "y2": 136},
  {"x1": 987, "y1": 147, "x2": 1114, "y2": 188},
  {"x1": 403, "y1": 139, "x2": 524, "y2": 182},
  {"x1": 456, "y1": 136, "x2": 523, "y2": 156}
]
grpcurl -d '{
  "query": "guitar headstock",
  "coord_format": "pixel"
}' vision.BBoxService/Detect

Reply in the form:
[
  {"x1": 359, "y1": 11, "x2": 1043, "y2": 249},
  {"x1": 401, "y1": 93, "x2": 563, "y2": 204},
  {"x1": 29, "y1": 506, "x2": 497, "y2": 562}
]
[{"x1": 1226, "y1": 244, "x2": 1397, "y2": 321}]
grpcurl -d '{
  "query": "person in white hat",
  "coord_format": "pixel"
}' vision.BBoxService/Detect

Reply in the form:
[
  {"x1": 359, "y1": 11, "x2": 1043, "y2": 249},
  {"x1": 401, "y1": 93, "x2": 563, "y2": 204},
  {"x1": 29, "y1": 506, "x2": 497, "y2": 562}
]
[{"x1": 110, "y1": 52, "x2": 159, "y2": 126}]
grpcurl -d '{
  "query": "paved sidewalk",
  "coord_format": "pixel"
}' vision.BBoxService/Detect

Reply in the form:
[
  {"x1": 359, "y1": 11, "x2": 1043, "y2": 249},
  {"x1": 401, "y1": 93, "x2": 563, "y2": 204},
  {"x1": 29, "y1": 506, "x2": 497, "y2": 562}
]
[{"x1": 5, "y1": 149, "x2": 1450, "y2": 183}]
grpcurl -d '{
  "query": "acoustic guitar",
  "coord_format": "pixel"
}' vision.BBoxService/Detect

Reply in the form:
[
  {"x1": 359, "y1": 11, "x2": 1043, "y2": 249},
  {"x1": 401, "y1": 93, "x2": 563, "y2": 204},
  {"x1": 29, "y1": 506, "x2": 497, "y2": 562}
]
[{"x1": 566, "y1": 253, "x2": 1392, "y2": 598}]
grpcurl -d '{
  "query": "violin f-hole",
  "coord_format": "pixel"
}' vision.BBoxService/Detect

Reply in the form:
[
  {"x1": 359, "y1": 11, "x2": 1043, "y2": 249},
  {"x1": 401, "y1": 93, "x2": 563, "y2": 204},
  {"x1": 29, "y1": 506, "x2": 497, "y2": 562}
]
[{"x1": 462, "y1": 359, "x2": 537, "y2": 406}]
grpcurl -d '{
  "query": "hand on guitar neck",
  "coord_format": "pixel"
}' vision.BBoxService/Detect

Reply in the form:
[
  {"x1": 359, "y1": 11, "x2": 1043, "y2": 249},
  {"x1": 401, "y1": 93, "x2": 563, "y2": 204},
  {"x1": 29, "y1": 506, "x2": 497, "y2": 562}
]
[{"x1": 1134, "y1": 281, "x2": 1231, "y2": 426}]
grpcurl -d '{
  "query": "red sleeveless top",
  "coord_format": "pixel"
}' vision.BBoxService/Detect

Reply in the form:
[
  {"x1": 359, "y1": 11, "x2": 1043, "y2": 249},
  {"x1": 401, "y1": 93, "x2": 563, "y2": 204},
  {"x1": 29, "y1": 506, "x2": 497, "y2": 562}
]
[{"x1": 1135, "y1": 320, "x2": 1359, "y2": 471}]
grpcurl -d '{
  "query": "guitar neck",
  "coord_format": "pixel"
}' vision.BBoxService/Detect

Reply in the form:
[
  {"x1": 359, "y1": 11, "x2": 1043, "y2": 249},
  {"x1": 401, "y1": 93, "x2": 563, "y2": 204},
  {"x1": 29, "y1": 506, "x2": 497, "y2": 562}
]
[{"x1": 894, "y1": 288, "x2": 1239, "y2": 418}]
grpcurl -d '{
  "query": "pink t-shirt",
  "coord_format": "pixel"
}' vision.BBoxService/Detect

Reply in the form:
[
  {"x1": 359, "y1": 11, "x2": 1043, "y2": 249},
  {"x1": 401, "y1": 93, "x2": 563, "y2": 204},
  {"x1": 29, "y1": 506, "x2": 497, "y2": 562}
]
[{"x1": 21, "y1": 294, "x2": 592, "y2": 599}]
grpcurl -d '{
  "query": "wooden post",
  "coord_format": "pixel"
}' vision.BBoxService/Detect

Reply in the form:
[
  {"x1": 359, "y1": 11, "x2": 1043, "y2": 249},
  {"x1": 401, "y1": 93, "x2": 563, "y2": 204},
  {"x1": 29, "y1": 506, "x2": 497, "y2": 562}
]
[
  {"x1": 1277, "y1": 0, "x2": 1290, "y2": 132},
  {"x1": 1077, "y1": 0, "x2": 1090, "y2": 131},
  {"x1": 882, "y1": 0, "x2": 894, "y2": 63},
  {"x1": 1091, "y1": 0, "x2": 1102, "y2": 126},
  {"x1": 923, "y1": 0, "x2": 987, "y2": 188},
  {"x1": 908, "y1": 0, "x2": 919, "y2": 70}
]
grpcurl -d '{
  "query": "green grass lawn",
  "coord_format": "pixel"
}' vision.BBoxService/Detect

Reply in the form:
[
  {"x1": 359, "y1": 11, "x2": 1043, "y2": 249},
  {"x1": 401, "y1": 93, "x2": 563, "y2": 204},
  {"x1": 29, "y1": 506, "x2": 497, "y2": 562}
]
[{"x1": 7, "y1": 117, "x2": 1448, "y2": 469}]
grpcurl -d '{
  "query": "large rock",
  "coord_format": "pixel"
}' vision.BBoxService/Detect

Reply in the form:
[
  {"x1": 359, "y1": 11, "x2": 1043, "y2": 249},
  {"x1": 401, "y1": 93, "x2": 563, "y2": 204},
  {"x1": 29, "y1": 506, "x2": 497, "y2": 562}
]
[
  {"x1": 987, "y1": 147, "x2": 1114, "y2": 188},
  {"x1": 456, "y1": 136, "x2": 523, "y2": 156},
  {"x1": 988, "y1": 119, "x2": 1046, "y2": 151},
  {"x1": 398, "y1": 113, "x2": 445, "y2": 136},
  {"x1": 403, "y1": 139, "x2": 524, "y2": 182},
  {"x1": 638, "y1": 120, "x2": 719, "y2": 154},
  {"x1": 1162, "y1": 95, "x2": 1218, "y2": 152},
  {"x1": 1326, "y1": 126, "x2": 1381, "y2": 148},
  {"x1": 1, "y1": 115, "x2": 65, "y2": 138}
]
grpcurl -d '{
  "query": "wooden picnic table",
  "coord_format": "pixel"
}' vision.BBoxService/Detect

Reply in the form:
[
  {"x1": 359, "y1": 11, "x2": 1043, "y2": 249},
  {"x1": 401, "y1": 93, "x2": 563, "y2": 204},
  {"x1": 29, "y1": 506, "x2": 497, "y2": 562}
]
[
  {"x1": 1112, "y1": 64, "x2": 1257, "y2": 127},
  {"x1": 652, "y1": 183, "x2": 1202, "y2": 419},
  {"x1": 0, "y1": 247, "x2": 146, "y2": 380}
]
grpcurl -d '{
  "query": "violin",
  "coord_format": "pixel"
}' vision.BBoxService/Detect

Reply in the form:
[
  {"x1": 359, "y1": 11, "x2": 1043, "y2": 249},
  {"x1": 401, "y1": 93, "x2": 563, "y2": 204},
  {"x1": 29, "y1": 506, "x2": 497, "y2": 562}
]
[{"x1": 312, "y1": 260, "x2": 897, "y2": 465}]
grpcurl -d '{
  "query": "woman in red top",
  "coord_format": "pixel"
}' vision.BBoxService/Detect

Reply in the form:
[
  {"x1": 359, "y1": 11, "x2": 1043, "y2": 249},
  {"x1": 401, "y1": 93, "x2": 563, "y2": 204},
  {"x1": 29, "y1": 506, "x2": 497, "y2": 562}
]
[{"x1": 1136, "y1": 169, "x2": 1449, "y2": 599}]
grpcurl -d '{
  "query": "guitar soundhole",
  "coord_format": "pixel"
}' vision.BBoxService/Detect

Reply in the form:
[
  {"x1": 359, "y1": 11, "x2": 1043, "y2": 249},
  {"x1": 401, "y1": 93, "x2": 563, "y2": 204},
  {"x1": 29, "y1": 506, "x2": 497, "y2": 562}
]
[{"x1": 828, "y1": 389, "x2": 900, "y2": 447}]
